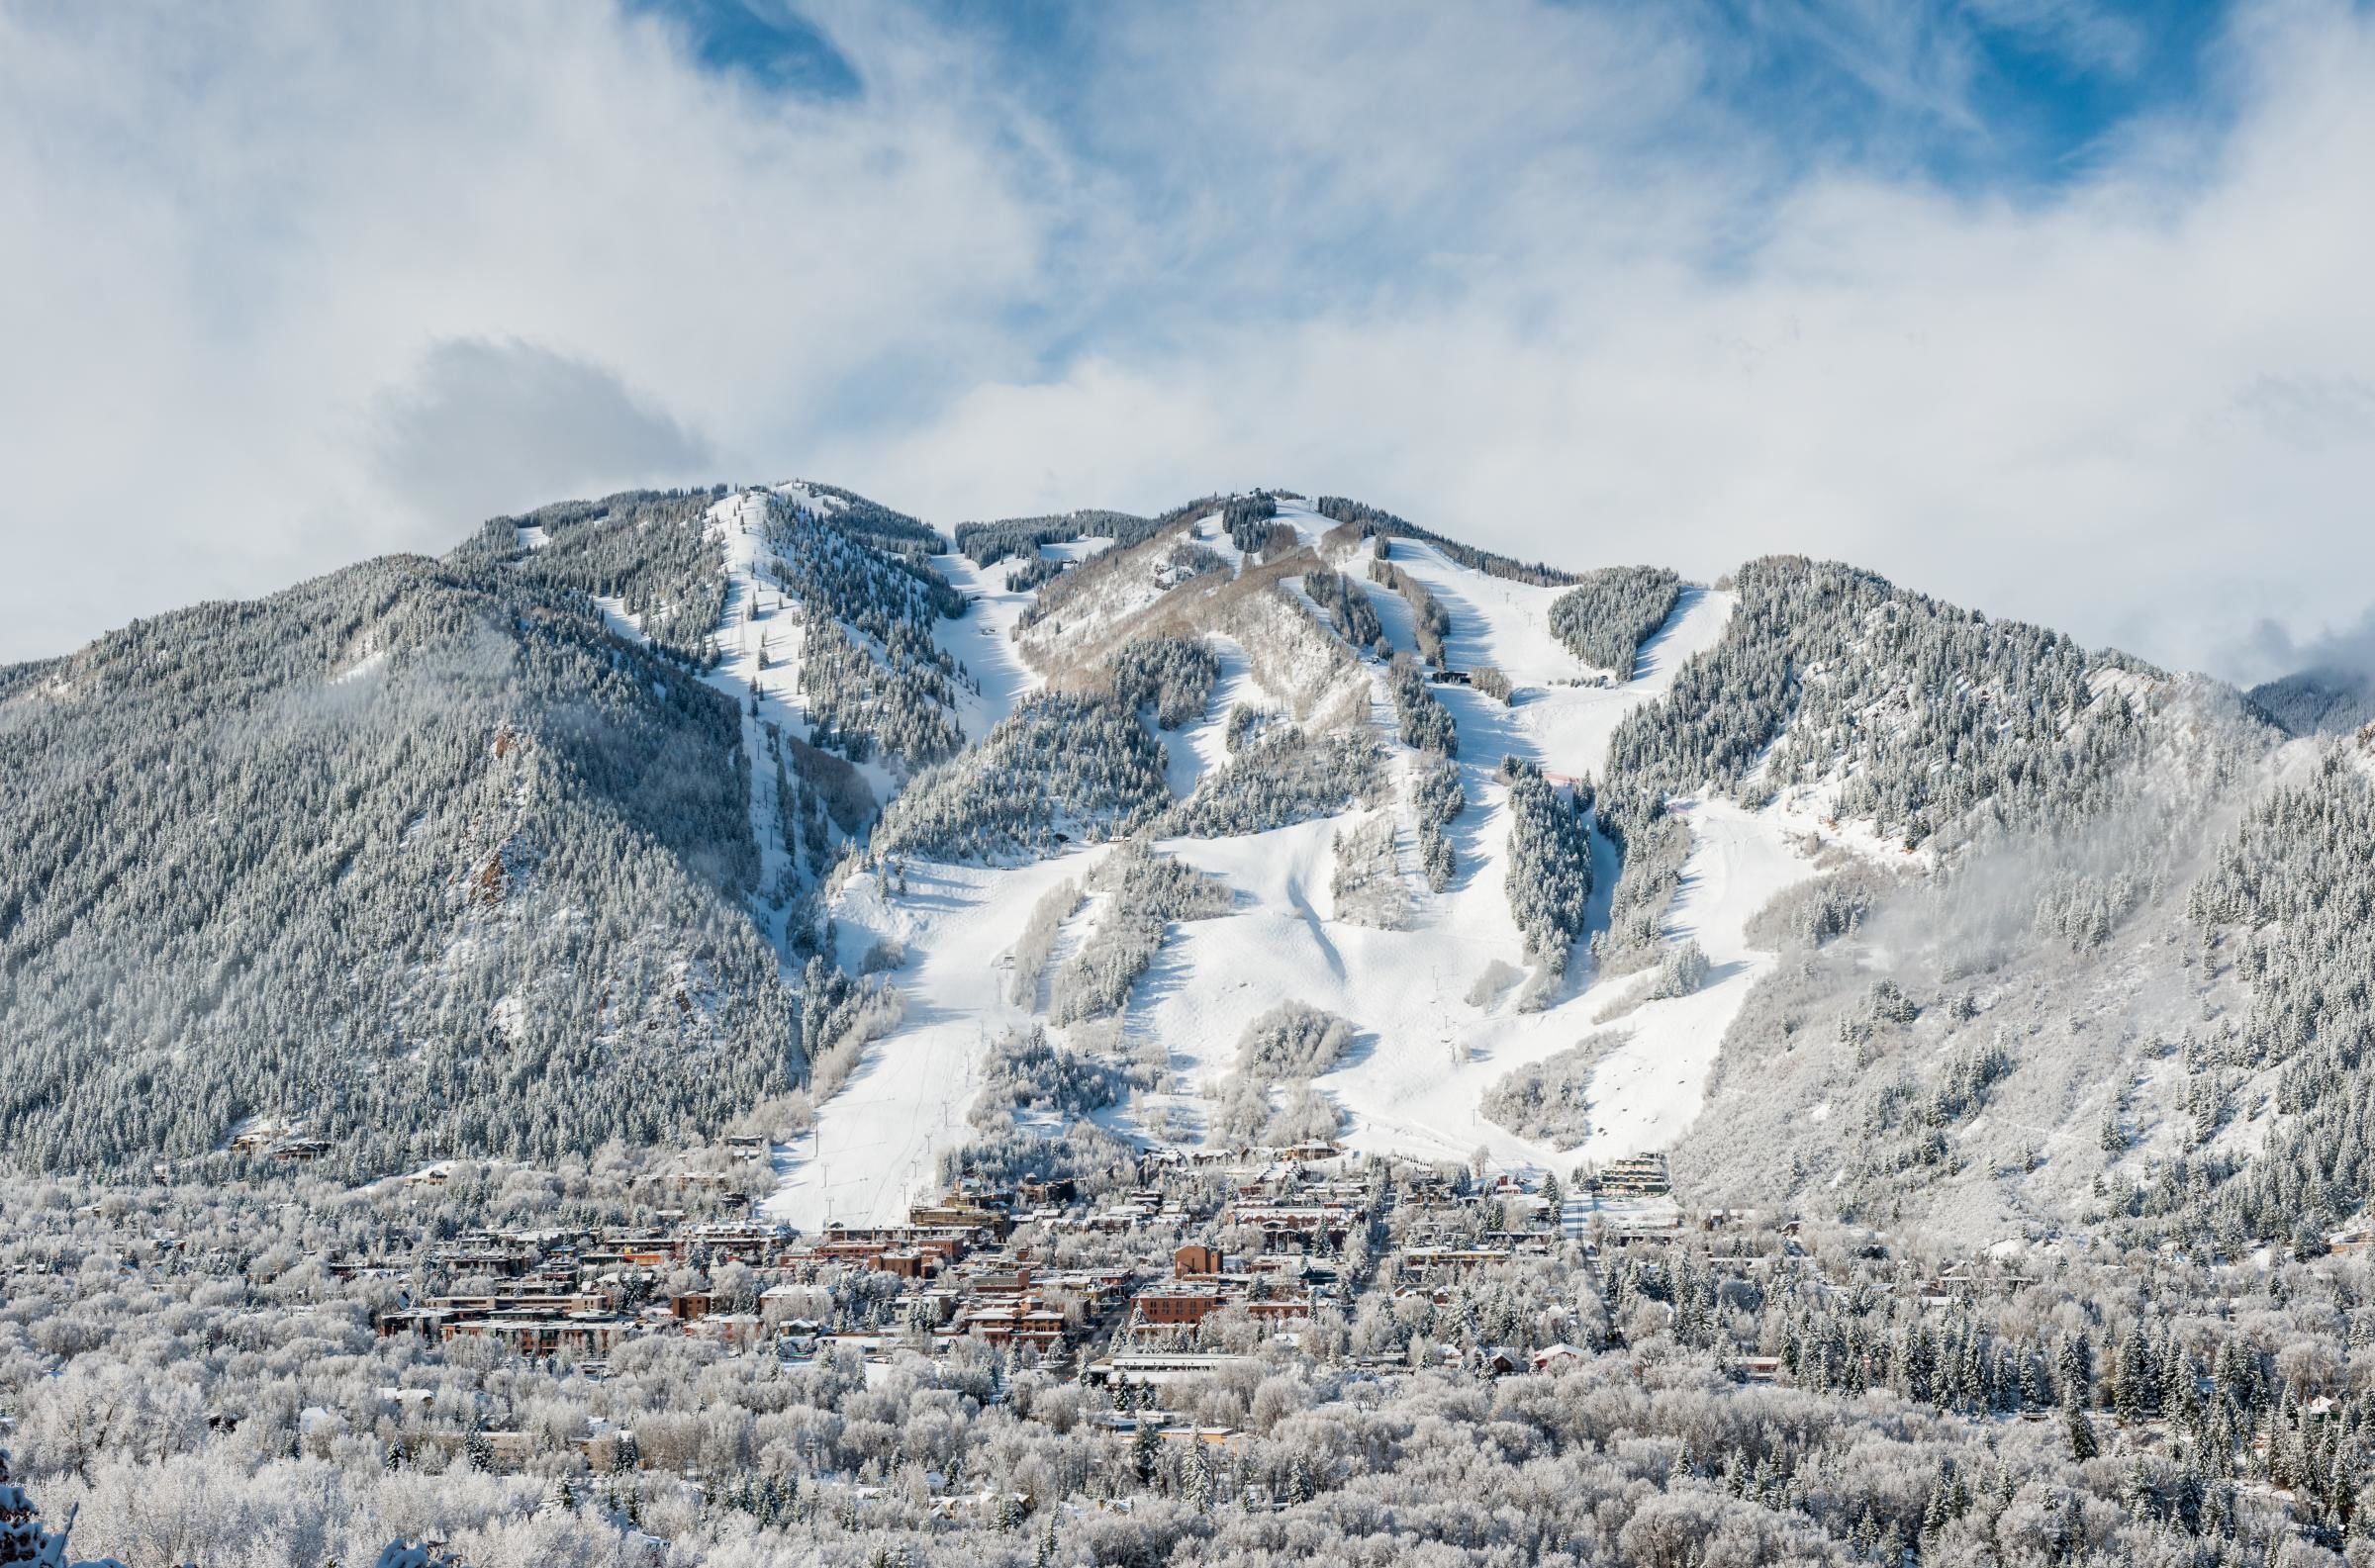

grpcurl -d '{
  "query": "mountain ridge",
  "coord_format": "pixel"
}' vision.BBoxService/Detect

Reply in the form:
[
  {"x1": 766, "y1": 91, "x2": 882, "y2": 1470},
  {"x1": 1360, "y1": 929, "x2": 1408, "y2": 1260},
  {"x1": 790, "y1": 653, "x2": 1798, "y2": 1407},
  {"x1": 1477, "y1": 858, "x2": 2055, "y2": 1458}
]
[{"x1": 1, "y1": 477, "x2": 2361, "y2": 1269}]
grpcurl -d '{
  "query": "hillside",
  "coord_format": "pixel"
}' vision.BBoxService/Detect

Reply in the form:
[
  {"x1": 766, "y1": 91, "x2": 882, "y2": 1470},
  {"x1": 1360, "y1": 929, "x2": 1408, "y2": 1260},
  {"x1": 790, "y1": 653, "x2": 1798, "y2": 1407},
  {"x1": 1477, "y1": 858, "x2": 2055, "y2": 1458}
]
[
  {"x1": 6, "y1": 479, "x2": 2366, "y2": 1270},
  {"x1": 0, "y1": 540, "x2": 796, "y2": 1173}
]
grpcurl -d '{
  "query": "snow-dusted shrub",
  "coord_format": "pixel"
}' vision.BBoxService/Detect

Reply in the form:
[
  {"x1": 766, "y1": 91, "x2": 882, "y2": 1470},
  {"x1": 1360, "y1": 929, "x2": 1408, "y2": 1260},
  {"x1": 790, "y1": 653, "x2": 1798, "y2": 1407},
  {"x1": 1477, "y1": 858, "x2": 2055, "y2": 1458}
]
[
  {"x1": 1329, "y1": 813, "x2": 1408, "y2": 930},
  {"x1": 968, "y1": 1026, "x2": 1126, "y2": 1128},
  {"x1": 1472, "y1": 665, "x2": 1515, "y2": 704},
  {"x1": 1744, "y1": 870, "x2": 1886, "y2": 952},
  {"x1": 1549, "y1": 565, "x2": 1682, "y2": 676},
  {"x1": 1048, "y1": 847, "x2": 1230, "y2": 1024},
  {"x1": 1647, "y1": 939, "x2": 1711, "y2": 1000},
  {"x1": 1211, "y1": 1077, "x2": 1345, "y2": 1148},
  {"x1": 1478, "y1": 1033, "x2": 1625, "y2": 1149},
  {"x1": 1234, "y1": 1002, "x2": 1357, "y2": 1081},
  {"x1": 1467, "y1": 958, "x2": 1524, "y2": 1008},
  {"x1": 1263, "y1": 1083, "x2": 1346, "y2": 1146},
  {"x1": 1159, "y1": 725, "x2": 1383, "y2": 839}
]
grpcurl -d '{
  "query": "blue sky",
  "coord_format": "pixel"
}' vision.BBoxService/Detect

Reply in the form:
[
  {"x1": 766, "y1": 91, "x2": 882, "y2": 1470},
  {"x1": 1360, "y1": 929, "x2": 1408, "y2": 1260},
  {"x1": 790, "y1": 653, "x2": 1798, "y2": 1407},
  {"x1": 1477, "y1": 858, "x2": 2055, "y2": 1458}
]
[
  {"x1": 1, "y1": 0, "x2": 2370, "y2": 680},
  {"x1": 645, "y1": 0, "x2": 2231, "y2": 192}
]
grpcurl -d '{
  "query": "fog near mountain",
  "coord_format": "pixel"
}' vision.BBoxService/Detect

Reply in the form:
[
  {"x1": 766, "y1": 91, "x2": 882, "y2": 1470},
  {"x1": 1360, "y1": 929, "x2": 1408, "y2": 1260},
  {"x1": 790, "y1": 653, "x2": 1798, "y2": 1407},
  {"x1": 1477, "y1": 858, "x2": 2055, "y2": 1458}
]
[{"x1": 2249, "y1": 667, "x2": 2375, "y2": 737}]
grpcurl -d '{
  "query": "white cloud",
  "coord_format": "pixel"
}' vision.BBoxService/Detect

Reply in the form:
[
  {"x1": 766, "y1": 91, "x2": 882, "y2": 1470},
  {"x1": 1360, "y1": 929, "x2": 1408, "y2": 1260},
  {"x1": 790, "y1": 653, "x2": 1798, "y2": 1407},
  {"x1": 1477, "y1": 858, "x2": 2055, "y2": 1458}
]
[
  {"x1": 0, "y1": 0, "x2": 2369, "y2": 682},
  {"x1": 372, "y1": 337, "x2": 714, "y2": 530}
]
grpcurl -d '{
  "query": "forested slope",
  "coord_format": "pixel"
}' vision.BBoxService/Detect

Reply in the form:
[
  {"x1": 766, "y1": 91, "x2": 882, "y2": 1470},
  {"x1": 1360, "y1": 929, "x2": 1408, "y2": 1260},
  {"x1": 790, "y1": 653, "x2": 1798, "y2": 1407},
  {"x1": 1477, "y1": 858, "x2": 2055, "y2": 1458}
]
[{"x1": 0, "y1": 552, "x2": 798, "y2": 1173}]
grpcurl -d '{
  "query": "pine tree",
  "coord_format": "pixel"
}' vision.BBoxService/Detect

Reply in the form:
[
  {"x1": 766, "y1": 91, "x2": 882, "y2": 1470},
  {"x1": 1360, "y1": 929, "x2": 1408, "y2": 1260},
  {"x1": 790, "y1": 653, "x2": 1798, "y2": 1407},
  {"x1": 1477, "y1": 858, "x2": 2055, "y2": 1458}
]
[{"x1": 2066, "y1": 1404, "x2": 2098, "y2": 1461}]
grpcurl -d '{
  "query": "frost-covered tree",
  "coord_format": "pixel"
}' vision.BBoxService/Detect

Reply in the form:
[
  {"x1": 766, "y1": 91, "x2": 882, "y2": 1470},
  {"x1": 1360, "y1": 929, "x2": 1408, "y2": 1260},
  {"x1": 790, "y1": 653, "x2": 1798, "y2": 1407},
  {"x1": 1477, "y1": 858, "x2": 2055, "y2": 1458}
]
[
  {"x1": 1503, "y1": 762, "x2": 1593, "y2": 976},
  {"x1": 1549, "y1": 566, "x2": 1682, "y2": 676}
]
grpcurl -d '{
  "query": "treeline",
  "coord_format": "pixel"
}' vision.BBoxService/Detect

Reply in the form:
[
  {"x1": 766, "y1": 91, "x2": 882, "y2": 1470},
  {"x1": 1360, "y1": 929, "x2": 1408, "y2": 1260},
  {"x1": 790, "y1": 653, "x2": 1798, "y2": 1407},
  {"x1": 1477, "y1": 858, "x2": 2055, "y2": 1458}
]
[
  {"x1": 952, "y1": 510, "x2": 1149, "y2": 568},
  {"x1": 1212, "y1": 1001, "x2": 1356, "y2": 1146},
  {"x1": 1107, "y1": 636, "x2": 1222, "y2": 730},
  {"x1": 1315, "y1": 496, "x2": 1581, "y2": 588},
  {"x1": 1300, "y1": 564, "x2": 1383, "y2": 654},
  {"x1": 2184, "y1": 751, "x2": 2375, "y2": 1253},
  {"x1": 1221, "y1": 494, "x2": 1281, "y2": 553},
  {"x1": 1386, "y1": 654, "x2": 1457, "y2": 757},
  {"x1": 1502, "y1": 760, "x2": 1594, "y2": 979},
  {"x1": 1593, "y1": 555, "x2": 2224, "y2": 972},
  {"x1": 1159, "y1": 724, "x2": 1383, "y2": 839},
  {"x1": 1048, "y1": 846, "x2": 1231, "y2": 1025},
  {"x1": 800, "y1": 483, "x2": 947, "y2": 556},
  {"x1": 762, "y1": 491, "x2": 967, "y2": 766},
  {"x1": 1369, "y1": 554, "x2": 1450, "y2": 666},
  {"x1": 1549, "y1": 565, "x2": 1681, "y2": 676}
]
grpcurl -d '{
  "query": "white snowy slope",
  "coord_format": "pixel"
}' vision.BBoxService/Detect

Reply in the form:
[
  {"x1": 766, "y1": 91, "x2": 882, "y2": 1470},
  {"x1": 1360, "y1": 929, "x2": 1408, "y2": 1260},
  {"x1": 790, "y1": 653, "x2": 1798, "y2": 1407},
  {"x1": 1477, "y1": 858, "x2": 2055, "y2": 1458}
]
[
  {"x1": 772, "y1": 502, "x2": 1831, "y2": 1223},
  {"x1": 696, "y1": 488, "x2": 818, "y2": 958},
  {"x1": 762, "y1": 851, "x2": 1097, "y2": 1231}
]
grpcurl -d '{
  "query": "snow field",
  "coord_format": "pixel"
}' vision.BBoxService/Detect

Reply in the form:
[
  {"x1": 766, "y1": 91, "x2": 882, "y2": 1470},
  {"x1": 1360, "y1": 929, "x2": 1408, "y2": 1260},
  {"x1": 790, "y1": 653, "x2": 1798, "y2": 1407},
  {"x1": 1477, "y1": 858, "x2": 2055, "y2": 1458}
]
[
  {"x1": 764, "y1": 850, "x2": 1103, "y2": 1229},
  {"x1": 783, "y1": 506, "x2": 1820, "y2": 1218}
]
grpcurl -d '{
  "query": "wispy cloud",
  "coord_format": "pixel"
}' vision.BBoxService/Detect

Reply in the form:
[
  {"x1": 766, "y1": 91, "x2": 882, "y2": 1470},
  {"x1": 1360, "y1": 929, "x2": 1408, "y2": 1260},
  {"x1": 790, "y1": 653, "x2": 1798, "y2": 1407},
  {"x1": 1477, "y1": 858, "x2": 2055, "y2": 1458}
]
[{"x1": 0, "y1": 0, "x2": 2367, "y2": 683}]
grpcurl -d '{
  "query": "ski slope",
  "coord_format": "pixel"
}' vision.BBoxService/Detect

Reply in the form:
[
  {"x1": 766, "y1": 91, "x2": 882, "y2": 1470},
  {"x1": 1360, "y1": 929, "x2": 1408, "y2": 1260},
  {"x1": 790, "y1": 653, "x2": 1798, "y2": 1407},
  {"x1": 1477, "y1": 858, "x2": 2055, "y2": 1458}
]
[
  {"x1": 763, "y1": 852, "x2": 1095, "y2": 1231},
  {"x1": 772, "y1": 500, "x2": 1820, "y2": 1222}
]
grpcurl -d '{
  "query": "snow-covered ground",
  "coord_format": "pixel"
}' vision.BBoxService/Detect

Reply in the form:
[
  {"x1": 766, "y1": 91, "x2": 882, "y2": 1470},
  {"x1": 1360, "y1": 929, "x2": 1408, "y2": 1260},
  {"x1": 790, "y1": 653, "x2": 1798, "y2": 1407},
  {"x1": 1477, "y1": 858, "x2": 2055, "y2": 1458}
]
[
  {"x1": 927, "y1": 544, "x2": 1071, "y2": 741},
  {"x1": 763, "y1": 852, "x2": 1096, "y2": 1230},
  {"x1": 696, "y1": 488, "x2": 820, "y2": 958},
  {"x1": 776, "y1": 514, "x2": 1825, "y2": 1222}
]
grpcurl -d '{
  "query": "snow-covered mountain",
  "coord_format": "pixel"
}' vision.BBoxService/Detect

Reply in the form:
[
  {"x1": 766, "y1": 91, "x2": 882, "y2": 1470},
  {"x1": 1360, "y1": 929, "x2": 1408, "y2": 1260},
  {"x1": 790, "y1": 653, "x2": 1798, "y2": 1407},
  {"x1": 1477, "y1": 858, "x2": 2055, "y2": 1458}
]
[{"x1": 4, "y1": 478, "x2": 2364, "y2": 1260}]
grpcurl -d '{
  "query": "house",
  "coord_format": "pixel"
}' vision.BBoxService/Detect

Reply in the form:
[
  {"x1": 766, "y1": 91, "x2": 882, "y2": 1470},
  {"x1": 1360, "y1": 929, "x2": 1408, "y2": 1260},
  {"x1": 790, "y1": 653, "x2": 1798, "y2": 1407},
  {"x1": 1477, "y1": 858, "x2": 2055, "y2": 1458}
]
[
  {"x1": 1174, "y1": 1244, "x2": 1225, "y2": 1279},
  {"x1": 1531, "y1": 1343, "x2": 1587, "y2": 1374},
  {"x1": 1132, "y1": 1287, "x2": 1224, "y2": 1332}
]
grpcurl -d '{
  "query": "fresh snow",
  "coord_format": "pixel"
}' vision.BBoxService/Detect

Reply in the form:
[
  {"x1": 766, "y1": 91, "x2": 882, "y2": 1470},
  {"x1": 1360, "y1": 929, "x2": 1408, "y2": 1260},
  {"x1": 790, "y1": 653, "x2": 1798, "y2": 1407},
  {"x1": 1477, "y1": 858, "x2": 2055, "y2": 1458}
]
[
  {"x1": 926, "y1": 547, "x2": 1054, "y2": 742},
  {"x1": 779, "y1": 520, "x2": 1827, "y2": 1221},
  {"x1": 763, "y1": 852, "x2": 1099, "y2": 1229}
]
